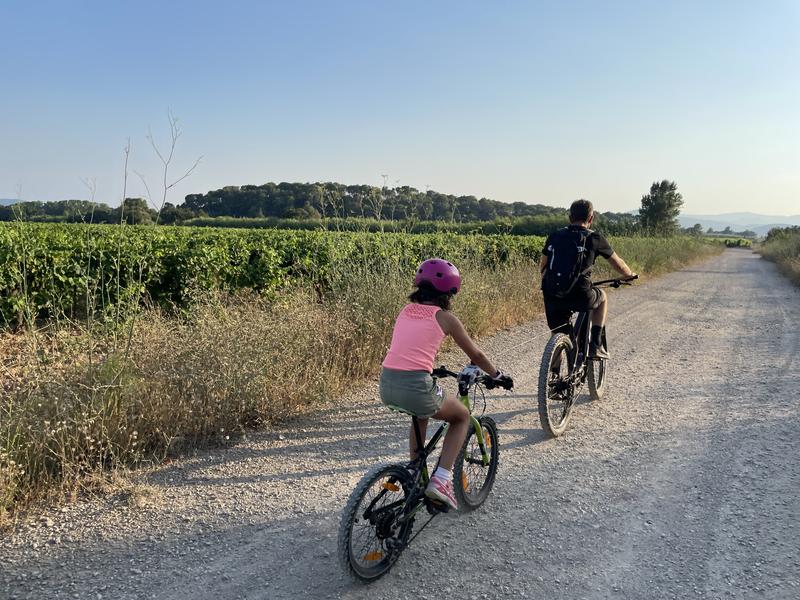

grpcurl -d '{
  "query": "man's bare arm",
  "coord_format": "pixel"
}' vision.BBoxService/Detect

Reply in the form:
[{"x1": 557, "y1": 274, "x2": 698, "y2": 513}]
[
  {"x1": 539, "y1": 254, "x2": 548, "y2": 275},
  {"x1": 607, "y1": 252, "x2": 636, "y2": 277}
]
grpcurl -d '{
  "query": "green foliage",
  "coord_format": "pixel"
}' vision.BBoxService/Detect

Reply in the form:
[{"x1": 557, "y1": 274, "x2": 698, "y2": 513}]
[
  {"x1": 685, "y1": 223, "x2": 705, "y2": 236},
  {"x1": 724, "y1": 238, "x2": 752, "y2": 248},
  {"x1": 0, "y1": 221, "x2": 725, "y2": 328},
  {"x1": 639, "y1": 180, "x2": 684, "y2": 235},
  {"x1": 181, "y1": 212, "x2": 638, "y2": 237},
  {"x1": 0, "y1": 198, "x2": 156, "y2": 224},
  {"x1": 0, "y1": 222, "x2": 546, "y2": 325},
  {"x1": 760, "y1": 226, "x2": 800, "y2": 284},
  {"x1": 183, "y1": 181, "x2": 569, "y2": 222},
  {"x1": 2, "y1": 182, "x2": 645, "y2": 233}
]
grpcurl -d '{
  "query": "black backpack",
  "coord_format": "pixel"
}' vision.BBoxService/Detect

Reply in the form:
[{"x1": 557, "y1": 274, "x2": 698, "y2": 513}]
[{"x1": 542, "y1": 227, "x2": 591, "y2": 298}]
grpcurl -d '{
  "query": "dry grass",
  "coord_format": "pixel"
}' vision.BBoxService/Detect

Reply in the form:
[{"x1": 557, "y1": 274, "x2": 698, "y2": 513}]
[
  {"x1": 759, "y1": 231, "x2": 800, "y2": 285},
  {"x1": 0, "y1": 259, "x2": 540, "y2": 523}
]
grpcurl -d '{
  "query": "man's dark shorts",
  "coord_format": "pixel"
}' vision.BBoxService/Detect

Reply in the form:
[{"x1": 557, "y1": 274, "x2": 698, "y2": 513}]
[{"x1": 543, "y1": 287, "x2": 604, "y2": 334}]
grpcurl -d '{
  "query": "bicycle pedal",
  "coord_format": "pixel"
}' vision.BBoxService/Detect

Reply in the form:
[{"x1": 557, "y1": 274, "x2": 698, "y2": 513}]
[{"x1": 425, "y1": 498, "x2": 450, "y2": 514}]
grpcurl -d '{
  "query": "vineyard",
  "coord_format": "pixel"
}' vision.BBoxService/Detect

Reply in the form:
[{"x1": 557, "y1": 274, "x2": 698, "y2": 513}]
[{"x1": 0, "y1": 222, "x2": 544, "y2": 325}]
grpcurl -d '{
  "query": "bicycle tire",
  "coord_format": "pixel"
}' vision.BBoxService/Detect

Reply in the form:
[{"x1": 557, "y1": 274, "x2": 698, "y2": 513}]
[
  {"x1": 453, "y1": 416, "x2": 499, "y2": 511},
  {"x1": 587, "y1": 327, "x2": 608, "y2": 400},
  {"x1": 587, "y1": 360, "x2": 606, "y2": 400},
  {"x1": 537, "y1": 333, "x2": 575, "y2": 437},
  {"x1": 338, "y1": 463, "x2": 414, "y2": 582}
]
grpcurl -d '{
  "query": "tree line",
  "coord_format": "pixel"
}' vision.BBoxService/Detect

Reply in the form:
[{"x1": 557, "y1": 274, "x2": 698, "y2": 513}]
[{"x1": 1, "y1": 179, "x2": 686, "y2": 235}]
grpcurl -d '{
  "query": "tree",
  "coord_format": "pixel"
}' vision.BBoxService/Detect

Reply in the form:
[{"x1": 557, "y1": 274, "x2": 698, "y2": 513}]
[
  {"x1": 114, "y1": 198, "x2": 155, "y2": 224},
  {"x1": 638, "y1": 180, "x2": 683, "y2": 235}
]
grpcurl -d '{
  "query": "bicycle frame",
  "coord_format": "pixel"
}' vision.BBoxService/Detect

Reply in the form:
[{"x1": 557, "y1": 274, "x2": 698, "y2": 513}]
[
  {"x1": 349, "y1": 366, "x2": 503, "y2": 571},
  {"x1": 563, "y1": 275, "x2": 631, "y2": 383},
  {"x1": 569, "y1": 310, "x2": 592, "y2": 380},
  {"x1": 408, "y1": 383, "x2": 490, "y2": 490}
]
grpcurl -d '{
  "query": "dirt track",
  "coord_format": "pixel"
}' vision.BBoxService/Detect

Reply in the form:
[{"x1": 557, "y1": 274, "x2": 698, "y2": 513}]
[{"x1": 2, "y1": 249, "x2": 799, "y2": 599}]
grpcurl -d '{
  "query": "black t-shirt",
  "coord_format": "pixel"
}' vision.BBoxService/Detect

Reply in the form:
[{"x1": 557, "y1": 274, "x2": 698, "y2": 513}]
[{"x1": 542, "y1": 225, "x2": 614, "y2": 293}]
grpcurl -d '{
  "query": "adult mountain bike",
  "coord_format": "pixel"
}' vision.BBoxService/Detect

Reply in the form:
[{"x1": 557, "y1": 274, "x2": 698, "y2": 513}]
[
  {"x1": 537, "y1": 275, "x2": 638, "y2": 437},
  {"x1": 338, "y1": 365, "x2": 513, "y2": 582}
]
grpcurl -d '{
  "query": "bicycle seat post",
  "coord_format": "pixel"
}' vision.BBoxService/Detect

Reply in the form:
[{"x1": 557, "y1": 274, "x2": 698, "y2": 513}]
[{"x1": 411, "y1": 416, "x2": 425, "y2": 460}]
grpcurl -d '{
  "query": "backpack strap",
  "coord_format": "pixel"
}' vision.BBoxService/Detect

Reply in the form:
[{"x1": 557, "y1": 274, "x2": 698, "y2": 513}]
[{"x1": 562, "y1": 229, "x2": 592, "y2": 295}]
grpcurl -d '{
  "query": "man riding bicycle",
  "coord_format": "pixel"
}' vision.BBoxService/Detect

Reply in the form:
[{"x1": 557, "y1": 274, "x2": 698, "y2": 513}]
[{"x1": 539, "y1": 199, "x2": 636, "y2": 360}]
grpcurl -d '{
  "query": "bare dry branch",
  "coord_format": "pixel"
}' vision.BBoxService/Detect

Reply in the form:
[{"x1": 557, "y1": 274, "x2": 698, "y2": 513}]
[
  {"x1": 120, "y1": 139, "x2": 131, "y2": 224},
  {"x1": 166, "y1": 155, "x2": 203, "y2": 190},
  {"x1": 133, "y1": 170, "x2": 156, "y2": 212}
]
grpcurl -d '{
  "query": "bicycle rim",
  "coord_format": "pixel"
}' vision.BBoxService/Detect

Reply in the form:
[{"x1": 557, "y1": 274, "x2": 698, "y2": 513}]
[
  {"x1": 453, "y1": 416, "x2": 499, "y2": 510},
  {"x1": 538, "y1": 334, "x2": 575, "y2": 436}
]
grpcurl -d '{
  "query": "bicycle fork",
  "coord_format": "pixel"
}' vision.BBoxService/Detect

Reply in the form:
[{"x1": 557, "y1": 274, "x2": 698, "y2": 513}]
[{"x1": 468, "y1": 415, "x2": 490, "y2": 465}]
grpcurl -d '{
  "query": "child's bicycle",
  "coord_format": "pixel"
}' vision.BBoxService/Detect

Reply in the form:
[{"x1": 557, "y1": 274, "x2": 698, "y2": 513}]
[
  {"x1": 338, "y1": 364, "x2": 513, "y2": 582},
  {"x1": 537, "y1": 275, "x2": 638, "y2": 437}
]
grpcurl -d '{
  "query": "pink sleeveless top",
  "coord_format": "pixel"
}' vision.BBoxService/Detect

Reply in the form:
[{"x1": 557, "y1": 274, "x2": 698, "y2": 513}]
[{"x1": 382, "y1": 304, "x2": 446, "y2": 372}]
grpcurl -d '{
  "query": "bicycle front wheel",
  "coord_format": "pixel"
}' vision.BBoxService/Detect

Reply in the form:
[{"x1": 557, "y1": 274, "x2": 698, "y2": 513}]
[
  {"x1": 338, "y1": 463, "x2": 414, "y2": 582},
  {"x1": 587, "y1": 328, "x2": 608, "y2": 400},
  {"x1": 537, "y1": 333, "x2": 575, "y2": 437},
  {"x1": 587, "y1": 360, "x2": 607, "y2": 400},
  {"x1": 453, "y1": 416, "x2": 499, "y2": 511}
]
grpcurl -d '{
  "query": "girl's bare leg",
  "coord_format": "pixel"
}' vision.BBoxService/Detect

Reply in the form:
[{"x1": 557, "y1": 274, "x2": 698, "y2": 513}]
[
  {"x1": 431, "y1": 394, "x2": 470, "y2": 470},
  {"x1": 409, "y1": 418, "x2": 429, "y2": 461}
]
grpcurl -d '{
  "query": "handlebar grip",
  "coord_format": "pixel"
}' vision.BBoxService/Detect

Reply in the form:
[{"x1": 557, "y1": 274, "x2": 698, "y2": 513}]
[{"x1": 482, "y1": 374, "x2": 514, "y2": 390}]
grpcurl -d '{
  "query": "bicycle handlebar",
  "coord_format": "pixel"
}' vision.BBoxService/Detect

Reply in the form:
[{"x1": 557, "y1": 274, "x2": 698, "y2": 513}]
[
  {"x1": 431, "y1": 366, "x2": 460, "y2": 379},
  {"x1": 431, "y1": 365, "x2": 513, "y2": 390},
  {"x1": 592, "y1": 274, "x2": 639, "y2": 288}
]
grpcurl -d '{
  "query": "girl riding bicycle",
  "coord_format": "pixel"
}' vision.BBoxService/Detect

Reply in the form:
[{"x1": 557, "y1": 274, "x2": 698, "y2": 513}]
[{"x1": 380, "y1": 258, "x2": 512, "y2": 510}]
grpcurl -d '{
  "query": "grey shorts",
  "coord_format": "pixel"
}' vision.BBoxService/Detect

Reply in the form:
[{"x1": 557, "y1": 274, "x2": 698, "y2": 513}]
[{"x1": 379, "y1": 367, "x2": 444, "y2": 418}]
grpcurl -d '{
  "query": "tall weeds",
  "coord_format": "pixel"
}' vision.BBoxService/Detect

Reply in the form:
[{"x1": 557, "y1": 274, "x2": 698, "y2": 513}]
[{"x1": 759, "y1": 228, "x2": 800, "y2": 285}]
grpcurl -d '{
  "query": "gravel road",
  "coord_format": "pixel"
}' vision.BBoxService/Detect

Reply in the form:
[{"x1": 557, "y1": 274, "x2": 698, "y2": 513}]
[{"x1": 2, "y1": 249, "x2": 799, "y2": 600}]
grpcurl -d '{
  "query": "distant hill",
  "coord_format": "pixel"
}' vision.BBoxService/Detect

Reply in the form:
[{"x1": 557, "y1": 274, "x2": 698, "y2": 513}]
[
  {"x1": 0, "y1": 199, "x2": 20, "y2": 206},
  {"x1": 678, "y1": 212, "x2": 800, "y2": 236}
]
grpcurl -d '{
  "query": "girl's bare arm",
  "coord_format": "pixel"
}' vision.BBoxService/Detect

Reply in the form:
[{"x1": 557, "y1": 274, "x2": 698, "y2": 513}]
[{"x1": 436, "y1": 310, "x2": 498, "y2": 375}]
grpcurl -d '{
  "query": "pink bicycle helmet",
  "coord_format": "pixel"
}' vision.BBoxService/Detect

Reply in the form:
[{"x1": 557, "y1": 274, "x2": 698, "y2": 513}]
[{"x1": 414, "y1": 258, "x2": 461, "y2": 295}]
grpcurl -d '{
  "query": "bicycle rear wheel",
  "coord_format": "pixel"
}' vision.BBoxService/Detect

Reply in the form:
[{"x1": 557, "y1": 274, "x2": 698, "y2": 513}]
[
  {"x1": 537, "y1": 333, "x2": 576, "y2": 437},
  {"x1": 338, "y1": 463, "x2": 414, "y2": 582},
  {"x1": 453, "y1": 416, "x2": 499, "y2": 511}
]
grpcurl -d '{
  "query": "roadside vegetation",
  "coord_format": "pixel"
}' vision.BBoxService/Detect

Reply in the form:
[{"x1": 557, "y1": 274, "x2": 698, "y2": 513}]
[
  {"x1": 759, "y1": 226, "x2": 800, "y2": 284},
  {"x1": 0, "y1": 225, "x2": 720, "y2": 523}
]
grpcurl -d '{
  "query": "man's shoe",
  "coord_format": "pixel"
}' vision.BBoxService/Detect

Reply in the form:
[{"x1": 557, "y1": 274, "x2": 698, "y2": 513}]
[{"x1": 588, "y1": 341, "x2": 610, "y2": 360}]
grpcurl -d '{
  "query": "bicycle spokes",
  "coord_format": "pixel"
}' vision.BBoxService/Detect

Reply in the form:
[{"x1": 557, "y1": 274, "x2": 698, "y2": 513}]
[{"x1": 349, "y1": 472, "x2": 407, "y2": 572}]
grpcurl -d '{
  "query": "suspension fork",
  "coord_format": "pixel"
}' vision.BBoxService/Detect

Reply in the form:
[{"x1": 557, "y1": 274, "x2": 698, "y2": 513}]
[{"x1": 459, "y1": 392, "x2": 490, "y2": 465}]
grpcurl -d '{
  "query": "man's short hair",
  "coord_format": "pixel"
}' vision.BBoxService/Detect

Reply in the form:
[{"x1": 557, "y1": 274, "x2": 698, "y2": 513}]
[{"x1": 569, "y1": 199, "x2": 593, "y2": 223}]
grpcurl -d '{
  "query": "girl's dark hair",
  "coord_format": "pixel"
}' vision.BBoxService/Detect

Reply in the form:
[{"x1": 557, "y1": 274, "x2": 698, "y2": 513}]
[{"x1": 409, "y1": 281, "x2": 452, "y2": 310}]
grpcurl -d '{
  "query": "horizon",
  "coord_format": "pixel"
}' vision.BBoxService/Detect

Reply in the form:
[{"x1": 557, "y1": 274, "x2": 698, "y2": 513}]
[{"x1": 2, "y1": 1, "x2": 798, "y2": 215}]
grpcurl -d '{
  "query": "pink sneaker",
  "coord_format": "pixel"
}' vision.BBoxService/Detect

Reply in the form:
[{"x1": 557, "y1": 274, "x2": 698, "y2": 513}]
[{"x1": 425, "y1": 475, "x2": 458, "y2": 510}]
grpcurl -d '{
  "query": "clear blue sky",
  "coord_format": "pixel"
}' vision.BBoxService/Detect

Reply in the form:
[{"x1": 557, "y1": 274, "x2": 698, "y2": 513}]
[{"x1": 2, "y1": 0, "x2": 798, "y2": 214}]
